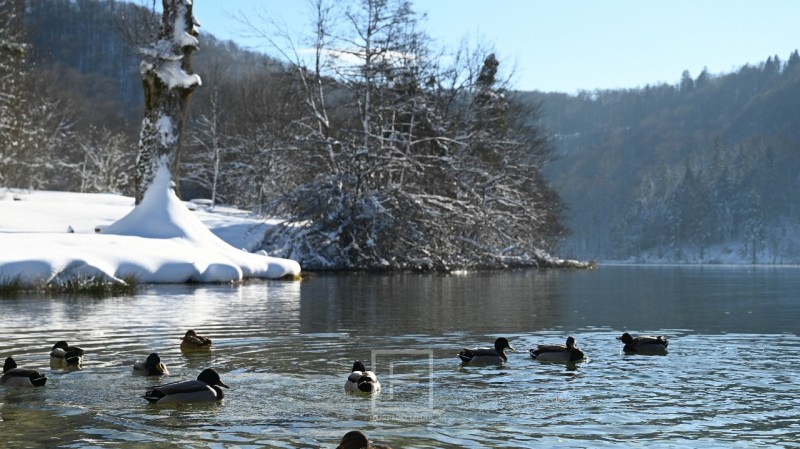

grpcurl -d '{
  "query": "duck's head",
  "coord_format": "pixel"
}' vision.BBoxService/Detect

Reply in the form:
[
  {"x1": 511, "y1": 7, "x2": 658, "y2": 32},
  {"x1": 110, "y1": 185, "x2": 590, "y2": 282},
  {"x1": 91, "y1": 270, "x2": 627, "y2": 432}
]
[
  {"x1": 494, "y1": 337, "x2": 514, "y2": 353},
  {"x1": 3, "y1": 357, "x2": 16, "y2": 372},
  {"x1": 617, "y1": 332, "x2": 634, "y2": 344},
  {"x1": 566, "y1": 336, "x2": 577, "y2": 349},
  {"x1": 197, "y1": 368, "x2": 229, "y2": 389},
  {"x1": 145, "y1": 353, "x2": 161, "y2": 366},
  {"x1": 182, "y1": 330, "x2": 198, "y2": 340},
  {"x1": 145, "y1": 353, "x2": 167, "y2": 373},
  {"x1": 52, "y1": 340, "x2": 70, "y2": 350},
  {"x1": 351, "y1": 361, "x2": 366, "y2": 373},
  {"x1": 338, "y1": 430, "x2": 370, "y2": 449}
]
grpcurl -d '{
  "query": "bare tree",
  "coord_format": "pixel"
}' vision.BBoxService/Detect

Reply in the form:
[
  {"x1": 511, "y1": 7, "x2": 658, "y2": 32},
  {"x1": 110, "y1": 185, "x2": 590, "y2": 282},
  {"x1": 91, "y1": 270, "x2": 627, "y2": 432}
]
[
  {"x1": 237, "y1": 0, "x2": 566, "y2": 270},
  {"x1": 184, "y1": 82, "x2": 225, "y2": 206},
  {"x1": 74, "y1": 126, "x2": 134, "y2": 194}
]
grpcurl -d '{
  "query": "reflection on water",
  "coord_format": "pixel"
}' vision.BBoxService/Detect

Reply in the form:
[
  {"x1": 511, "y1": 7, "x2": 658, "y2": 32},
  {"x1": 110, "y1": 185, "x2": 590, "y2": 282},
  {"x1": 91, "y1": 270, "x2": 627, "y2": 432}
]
[
  {"x1": 299, "y1": 265, "x2": 800, "y2": 335},
  {"x1": 1, "y1": 265, "x2": 799, "y2": 448},
  {"x1": 299, "y1": 270, "x2": 566, "y2": 334}
]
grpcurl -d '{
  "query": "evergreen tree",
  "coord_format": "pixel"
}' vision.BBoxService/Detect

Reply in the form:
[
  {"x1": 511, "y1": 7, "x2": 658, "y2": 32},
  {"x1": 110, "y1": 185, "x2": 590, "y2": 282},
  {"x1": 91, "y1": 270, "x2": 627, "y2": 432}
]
[
  {"x1": 786, "y1": 50, "x2": 800, "y2": 72},
  {"x1": 679, "y1": 69, "x2": 694, "y2": 93},
  {"x1": 695, "y1": 67, "x2": 710, "y2": 89},
  {"x1": 742, "y1": 188, "x2": 764, "y2": 264}
]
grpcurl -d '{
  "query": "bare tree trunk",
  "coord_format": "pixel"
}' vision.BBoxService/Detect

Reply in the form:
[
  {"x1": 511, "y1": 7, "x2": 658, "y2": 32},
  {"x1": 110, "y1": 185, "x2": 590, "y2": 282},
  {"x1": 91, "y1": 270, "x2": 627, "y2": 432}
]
[{"x1": 135, "y1": 0, "x2": 201, "y2": 204}]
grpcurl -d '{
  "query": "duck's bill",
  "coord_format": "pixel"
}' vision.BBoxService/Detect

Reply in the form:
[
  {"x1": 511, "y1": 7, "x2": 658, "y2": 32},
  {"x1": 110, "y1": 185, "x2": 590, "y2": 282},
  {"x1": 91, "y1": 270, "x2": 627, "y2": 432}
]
[
  {"x1": 508, "y1": 346, "x2": 516, "y2": 352},
  {"x1": 217, "y1": 381, "x2": 230, "y2": 389}
]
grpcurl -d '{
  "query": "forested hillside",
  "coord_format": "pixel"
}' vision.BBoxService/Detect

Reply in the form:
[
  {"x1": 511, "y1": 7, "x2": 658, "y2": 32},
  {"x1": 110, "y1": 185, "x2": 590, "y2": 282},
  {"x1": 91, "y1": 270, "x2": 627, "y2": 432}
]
[{"x1": 518, "y1": 55, "x2": 800, "y2": 263}]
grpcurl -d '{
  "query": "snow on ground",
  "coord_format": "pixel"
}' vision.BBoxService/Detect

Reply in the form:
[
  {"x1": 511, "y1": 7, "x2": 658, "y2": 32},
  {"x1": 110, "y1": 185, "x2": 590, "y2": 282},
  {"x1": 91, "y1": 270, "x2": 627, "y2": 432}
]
[{"x1": 0, "y1": 164, "x2": 300, "y2": 286}]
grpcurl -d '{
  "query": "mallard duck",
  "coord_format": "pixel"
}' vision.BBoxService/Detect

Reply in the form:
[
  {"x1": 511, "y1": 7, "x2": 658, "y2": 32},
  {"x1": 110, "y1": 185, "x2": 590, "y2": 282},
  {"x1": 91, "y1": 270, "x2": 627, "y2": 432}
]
[
  {"x1": 617, "y1": 332, "x2": 669, "y2": 354},
  {"x1": 133, "y1": 353, "x2": 169, "y2": 376},
  {"x1": 529, "y1": 336, "x2": 585, "y2": 362},
  {"x1": 49, "y1": 341, "x2": 84, "y2": 367},
  {"x1": 1, "y1": 357, "x2": 47, "y2": 387},
  {"x1": 337, "y1": 430, "x2": 392, "y2": 449},
  {"x1": 143, "y1": 368, "x2": 229, "y2": 404},
  {"x1": 345, "y1": 361, "x2": 381, "y2": 394},
  {"x1": 458, "y1": 337, "x2": 515, "y2": 364},
  {"x1": 180, "y1": 329, "x2": 212, "y2": 351}
]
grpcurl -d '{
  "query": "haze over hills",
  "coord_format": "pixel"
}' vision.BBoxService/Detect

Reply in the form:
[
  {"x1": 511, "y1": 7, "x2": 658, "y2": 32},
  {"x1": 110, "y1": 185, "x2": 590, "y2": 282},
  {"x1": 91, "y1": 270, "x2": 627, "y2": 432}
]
[
  {"x1": 518, "y1": 54, "x2": 800, "y2": 263},
  {"x1": 18, "y1": 0, "x2": 800, "y2": 264}
]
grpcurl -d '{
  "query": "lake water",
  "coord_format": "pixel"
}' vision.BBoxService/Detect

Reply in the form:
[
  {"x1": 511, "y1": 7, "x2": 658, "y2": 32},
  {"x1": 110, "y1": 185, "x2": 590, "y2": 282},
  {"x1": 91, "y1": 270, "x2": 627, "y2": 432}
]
[{"x1": 1, "y1": 265, "x2": 799, "y2": 448}]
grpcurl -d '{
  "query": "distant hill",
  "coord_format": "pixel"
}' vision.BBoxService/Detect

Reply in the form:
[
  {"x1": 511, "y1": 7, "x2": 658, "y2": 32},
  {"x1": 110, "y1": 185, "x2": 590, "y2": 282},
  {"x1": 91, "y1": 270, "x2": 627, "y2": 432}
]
[{"x1": 515, "y1": 53, "x2": 800, "y2": 264}]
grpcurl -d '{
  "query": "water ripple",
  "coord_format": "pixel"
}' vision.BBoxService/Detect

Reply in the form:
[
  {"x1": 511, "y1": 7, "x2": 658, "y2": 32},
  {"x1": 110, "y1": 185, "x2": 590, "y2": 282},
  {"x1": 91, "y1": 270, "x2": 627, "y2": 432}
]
[{"x1": 2, "y1": 269, "x2": 800, "y2": 447}]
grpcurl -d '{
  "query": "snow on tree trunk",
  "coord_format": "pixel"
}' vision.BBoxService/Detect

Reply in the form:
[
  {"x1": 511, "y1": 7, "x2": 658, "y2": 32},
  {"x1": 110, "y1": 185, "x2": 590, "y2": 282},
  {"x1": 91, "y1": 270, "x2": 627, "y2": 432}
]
[{"x1": 135, "y1": 0, "x2": 201, "y2": 204}]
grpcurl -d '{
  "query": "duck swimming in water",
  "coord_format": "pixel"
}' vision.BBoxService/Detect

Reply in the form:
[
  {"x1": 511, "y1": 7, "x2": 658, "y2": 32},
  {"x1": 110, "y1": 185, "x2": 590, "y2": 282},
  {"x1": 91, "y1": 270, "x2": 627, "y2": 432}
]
[
  {"x1": 1, "y1": 357, "x2": 47, "y2": 387},
  {"x1": 133, "y1": 353, "x2": 169, "y2": 376},
  {"x1": 345, "y1": 361, "x2": 381, "y2": 394},
  {"x1": 617, "y1": 332, "x2": 669, "y2": 355},
  {"x1": 180, "y1": 329, "x2": 212, "y2": 351},
  {"x1": 529, "y1": 336, "x2": 585, "y2": 362},
  {"x1": 458, "y1": 337, "x2": 515, "y2": 365},
  {"x1": 143, "y1": 368, "x2": 229, "y2": 404},
  {"x1": 337, "y1": 430, "x2": 393, "y2": 449},
  {"x1": 49, "y1": 341, "x2": 84, "y2": 368}
]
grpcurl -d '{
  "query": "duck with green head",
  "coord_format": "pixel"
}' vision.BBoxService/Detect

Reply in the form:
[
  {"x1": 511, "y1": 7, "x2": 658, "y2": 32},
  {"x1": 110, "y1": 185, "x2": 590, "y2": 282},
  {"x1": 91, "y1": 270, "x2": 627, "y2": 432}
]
[
  {"x1": 143, "y1": 368, "x2": 229, "y2": 404},
  {"x1": 133, "y1": 353, "x2": 169, "y2": 376},
  {"x1": 345, "y1": 361, "x2": 380, "y2": 394},
  {"x1": 49, "y1": 341, "x2": 84, "y2": 368},
  {"x1": 617, "y1": 332, "x2": 669, "y2": 355},
  {"x1": 337, "y1": 430, "x2": 392, "y2": 449},
  {"x1": 2, "y1": 357, "x2": 47, "y2": 387},
  {"x1": 530, "y1": 336, "x2": 585, "y2": 362},
  {"x1": 458, "y1": 337, "x2": 515, "y2": 365}
]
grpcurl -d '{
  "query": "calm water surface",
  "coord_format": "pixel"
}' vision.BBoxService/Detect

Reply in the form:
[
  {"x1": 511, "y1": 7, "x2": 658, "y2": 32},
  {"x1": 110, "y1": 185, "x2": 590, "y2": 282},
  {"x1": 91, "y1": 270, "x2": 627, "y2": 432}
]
[{"x1": 1, "y1": 265, "x2": 799, "y2": 448}]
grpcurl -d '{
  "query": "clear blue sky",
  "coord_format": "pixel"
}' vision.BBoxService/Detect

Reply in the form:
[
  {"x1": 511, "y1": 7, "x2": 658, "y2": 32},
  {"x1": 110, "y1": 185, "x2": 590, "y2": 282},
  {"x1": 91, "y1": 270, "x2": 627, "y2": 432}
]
[{"x1": 190, "y1": 0, "x2": 800, "y2": 94}]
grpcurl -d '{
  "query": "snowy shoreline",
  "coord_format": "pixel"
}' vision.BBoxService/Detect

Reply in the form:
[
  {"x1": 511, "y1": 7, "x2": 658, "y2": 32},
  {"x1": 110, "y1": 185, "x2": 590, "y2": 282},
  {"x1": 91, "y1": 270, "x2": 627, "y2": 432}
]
[{"x1": 0, "y1": 165, "x2": 301, "y2": 287}]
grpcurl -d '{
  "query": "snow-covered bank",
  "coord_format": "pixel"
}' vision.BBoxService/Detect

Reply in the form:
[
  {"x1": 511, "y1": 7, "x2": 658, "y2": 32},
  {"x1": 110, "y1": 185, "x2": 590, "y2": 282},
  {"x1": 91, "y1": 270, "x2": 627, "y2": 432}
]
[{"x1": 0, "y1": 166, "x2": 300, "y2": 286}]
